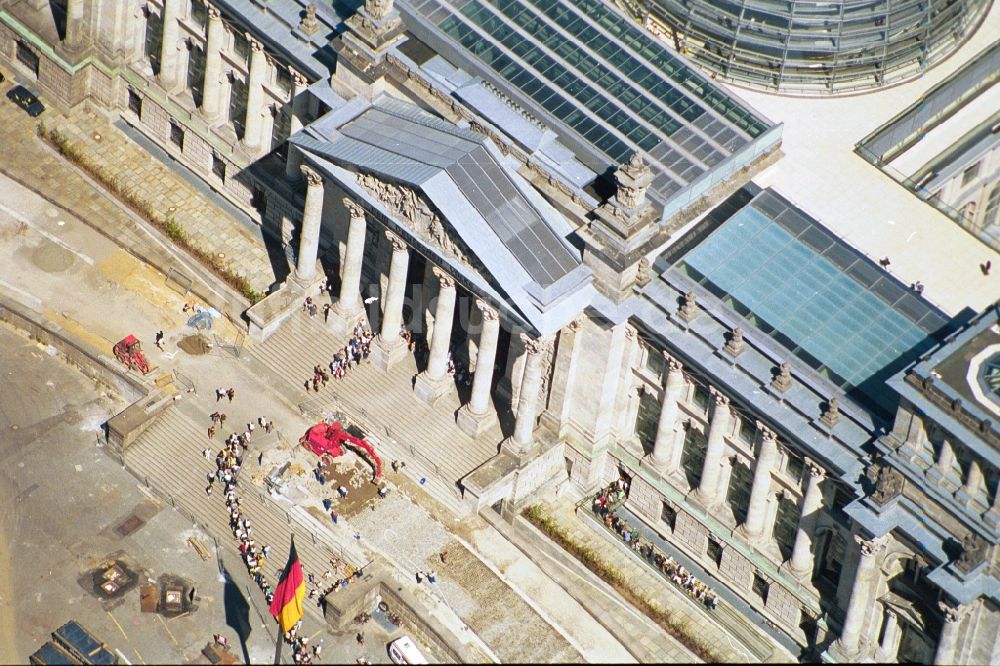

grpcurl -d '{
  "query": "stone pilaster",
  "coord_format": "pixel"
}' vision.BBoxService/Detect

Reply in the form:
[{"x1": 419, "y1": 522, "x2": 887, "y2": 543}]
[
  {"x1": 828, "y1": 535, "x2": 887, "y2": 662},
  {"x1": 689, "y1": 391, "x2": 732, "y2": 506},
  {"x1": 933, "y1": 603, "x2": 968, "y2": 666},
  {"x1": 371, "y1": 232, "x2": 410, "y2": 370},
  {"x1": 785, "y1": 460, "x2": 825, "y2": 581},
  {"x1": 457, "y1": 301, "x2": 501, "y2": 436},
  {"x1": 539, "y1": 319, "x2": 582, "y2": 437},
  {"x1": 875, "y1": 609, "x2": 903, "y2": 662},
  {"x1": 242, "y1": 37, "x2": 267, "y2": 152},
  {"x1": 649, "y1": 355, "x2": 685, "y2": 470},
  {"x1": 414, "y1": 268, "x2": 458, "y2": 403},
  {"x1": 158, "y1": 0, "x2": 182, "y2": 91},
  {"x1": 200, "y1": 7, "x2": 225, "y2": 122},
  {"x1": 293, "y1": 165, "x2": 324, "y2": 285},
  {"x1": 64, "y1": 0, "x2": 85, "y2": 49},
  {"x1": 285, "y1": 72, "x2": 309, "y2": 180},
  {"x1": 736, "y1": 427, "x2": 779, "y2": 542},
  {"x1": 503, "y1": 335, "x2": 553, "y2": 460}
]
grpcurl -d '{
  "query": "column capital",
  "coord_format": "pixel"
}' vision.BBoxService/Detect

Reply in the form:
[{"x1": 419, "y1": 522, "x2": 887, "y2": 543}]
[
  {"x1": 301, "y1": 165, "x2": 323, "y2": 187},
  {"x1": 856, "y1": 534, "x2": 888, "y2": 557},
  {"x1": 475, "y1": 299, "x2": 499, "y2": 321},
  {"x1": 207, "y1": 6, "x2": 221, "y2": 20},
  {"x1": 709, "y1": 387, "x2": 730, "y2": 408},
  {"x1": 758, "y1": 423, "x2": 777, "y2": 444},
  {"x1": 292, "y1": 71, "x2": 308, "y2": 88},
  {"x1": 805, "y1": 458, "x2": 826, "y2": 479},
  {"x1": 343, "y1": 197, "x2": 365, "y2": 220},
  {"x1": 664, "y1": 352, "x2": 683, "y2": 374},
  {"x1": 248, "y1": 36, "x2": 264, "y2": 53},
  {"x1": 939, "y1": 602, "x2": 969, "y2": 623},
  {"x1": 385, "y1": 230, "x2": 407, "y2": 252},
  {"x1": 520, "y1": 334, "x2": 552, "y2": 356},
  {"x1": 432, "y1": 266, "x2": 455, "y2": 289}
]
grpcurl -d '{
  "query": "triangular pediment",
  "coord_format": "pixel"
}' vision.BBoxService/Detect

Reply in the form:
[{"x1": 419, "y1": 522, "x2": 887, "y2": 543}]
[{"x1": 354, "y1": 169, "x2": 500, "y2": 293}]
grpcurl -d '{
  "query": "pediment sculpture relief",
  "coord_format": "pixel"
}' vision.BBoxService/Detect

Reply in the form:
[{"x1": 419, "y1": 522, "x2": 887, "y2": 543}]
[{"x1": 356, "y1": 171, "x2": 486, "y2": 277}]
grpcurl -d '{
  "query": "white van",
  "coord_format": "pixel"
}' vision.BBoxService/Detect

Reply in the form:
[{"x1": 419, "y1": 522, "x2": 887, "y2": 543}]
[{"x1": 388, "y1": 636, "x2": 429, "y2": 664}]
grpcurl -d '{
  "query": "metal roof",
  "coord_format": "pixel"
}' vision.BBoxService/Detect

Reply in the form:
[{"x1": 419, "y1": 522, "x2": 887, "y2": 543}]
[
  {"x1": 399, "y1": 0, "x2": 773, "y2": 204},
  {"x1": 299, "y1": 101, "x2": 580, "y2": 287}
]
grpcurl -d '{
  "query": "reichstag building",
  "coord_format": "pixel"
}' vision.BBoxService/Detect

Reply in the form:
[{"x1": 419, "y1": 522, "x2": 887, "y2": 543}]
[{"x1": 1, "y1": 0, "x2": 998, "y2": 662}]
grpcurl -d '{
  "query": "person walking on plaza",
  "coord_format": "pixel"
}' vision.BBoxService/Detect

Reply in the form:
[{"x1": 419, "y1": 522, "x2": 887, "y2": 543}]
[
  {"x1": 216, "y1": 387, "x2": 225, "y2": 402},
  {"x1": 155, "y1": 330, "x2": 165, "y2": 351},
  {"x1": 226, "y1": 387, "x2": 235, "y2": 402},
  {"x1": 208, "y1": 425, "x2": 216, "y2": 440}
]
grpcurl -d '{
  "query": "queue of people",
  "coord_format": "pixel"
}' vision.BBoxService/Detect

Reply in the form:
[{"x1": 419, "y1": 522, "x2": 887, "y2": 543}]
[{"x1": 592, "y1": 480, "x2": 719, "y2": 610}]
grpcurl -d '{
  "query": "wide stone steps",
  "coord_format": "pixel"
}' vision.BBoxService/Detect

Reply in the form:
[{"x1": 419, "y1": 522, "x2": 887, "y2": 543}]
[
  {"x1": 247, "y1": 313, "x2": 501, "y2": 517},
  {"x1": 124, "y1": 405, "x2": 368, "y2": 625}
]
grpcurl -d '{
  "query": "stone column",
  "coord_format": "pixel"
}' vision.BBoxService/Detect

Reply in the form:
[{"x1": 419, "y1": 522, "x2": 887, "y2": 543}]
[
  {"x1": 414, "y1": 268, "x2": 458, "y2": 403},
  {"x1": 830, "y1": 536, "x2": 887, "y2": 660},
  {"x1": 284, "y1": 72, "x2": 309, "y2": 180},
  {"x1": 333, "y1": 198, "x2": 367, "y2": 319},
  {"x1": 505, "y1": 335, "x2": 552, "y2": 458},
  {"x1": 64, "y1": 0, "x2": 85, "y2": 48},
  {"x1": 934, "y1": 603, "x2": 967, "y2": 666},
  {"x1": 242, "y1": 37, "x2": 267, "y2": 152},
  {"x1": 650, "y1": 356, "x2": 685, "y2": 469},
  {"x1": 876, "y1": 609, "x2": 903, "y2": 662},
  {"x1": 371, "y1": 232, "x2": 409, "y2": 370},
  {"x1": 457, "y1": 301, "x2": 501, "y2": 436},
  {"x1": 293, "y1": 165, "x2": 323, "y2": 285},
  {"x1": 200, "y1": 7, "x2": 224, "y2": 122},
  {"x1": 786, "y1": 460, "x2": 825, "y2": 580},
  {"x1": 739, "y1": 427, "x2": 779, "y2": 541},
  {"x1": 690, "y1": 391, "x2": 732, "y2": 506},
  {"x1": 158, "y1": 0, "x2": 181, "y2": 90}
]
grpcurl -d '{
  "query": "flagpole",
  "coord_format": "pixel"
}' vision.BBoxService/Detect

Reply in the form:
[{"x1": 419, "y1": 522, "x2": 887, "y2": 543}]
[{"x1": 273, "y1": 631, "x2": 283, "y2": 665}]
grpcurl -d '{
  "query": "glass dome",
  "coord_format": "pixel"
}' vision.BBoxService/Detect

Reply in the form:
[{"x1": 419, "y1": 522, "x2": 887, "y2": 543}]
[{"x1": 641, "y1": 0, "x2": 992, "y2": 95}]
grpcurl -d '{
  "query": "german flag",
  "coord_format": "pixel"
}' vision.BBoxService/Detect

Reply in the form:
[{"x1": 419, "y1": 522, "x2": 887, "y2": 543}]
[{"x1": 269, "y1": 537, "x2": 306, "y2": 633}]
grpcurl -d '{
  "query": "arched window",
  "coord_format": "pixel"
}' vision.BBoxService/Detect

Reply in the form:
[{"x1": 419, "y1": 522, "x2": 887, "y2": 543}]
[{"x1": 983, "y1": 183, "x2": 1000, "y2": 230}]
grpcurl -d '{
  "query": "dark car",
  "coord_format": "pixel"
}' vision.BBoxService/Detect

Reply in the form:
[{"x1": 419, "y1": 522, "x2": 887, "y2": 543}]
[{"x1": 7, "y1": 84, "x2": 44, "y2": 117}]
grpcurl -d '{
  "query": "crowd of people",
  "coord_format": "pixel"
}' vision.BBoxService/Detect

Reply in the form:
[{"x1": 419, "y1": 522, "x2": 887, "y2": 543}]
[
  {"x1": 201, "y1": 397, "x2": 329, "y2": 662},
  {"x1": 592, "y1": 479, "x2": 720, "y2": 610},
  {"x1": 304, "y1": 323, "x2": 374, "y2": 391}
]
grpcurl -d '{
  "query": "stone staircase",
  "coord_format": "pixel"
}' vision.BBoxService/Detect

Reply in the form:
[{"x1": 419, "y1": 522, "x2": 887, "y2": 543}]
[
  {"x1": 122, "y1": 402, "x2": 370, "y2": 626},
  {"x1": 246, "y1": 311, "x2": 503, "y2": 517}
]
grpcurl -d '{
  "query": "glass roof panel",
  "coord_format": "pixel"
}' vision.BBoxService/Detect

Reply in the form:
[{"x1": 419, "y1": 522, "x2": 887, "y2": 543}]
[{"x1": 676, "y1": 190, "x2": 948, "y2": 413}]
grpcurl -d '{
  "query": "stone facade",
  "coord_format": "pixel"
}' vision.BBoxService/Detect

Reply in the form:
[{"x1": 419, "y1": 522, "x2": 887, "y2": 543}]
[{"x1": 5, "y1": 0, "x2": 998, "y2": 662}]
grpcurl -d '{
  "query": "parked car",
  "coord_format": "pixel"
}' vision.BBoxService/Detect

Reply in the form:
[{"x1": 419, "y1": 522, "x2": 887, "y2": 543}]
[
  {"x1": 7, "y1": 84, "x2": 44, "y2": 117},
  {"x1": 388, "y1": 636, "x2": 428, "y2": 664}
]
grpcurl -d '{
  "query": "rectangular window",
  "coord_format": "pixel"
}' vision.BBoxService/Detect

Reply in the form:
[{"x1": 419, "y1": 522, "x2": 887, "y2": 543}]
[
  {"x1": 738, "y1": 418, "x2": 756, "y2": 446},
  {"x1": 707, "y1": 537, "x2": 723, "y2": 565},
  {"x1": 233, "y1": 31, "x2": 249, "y2": 64},
  {"x1": 211, "y1": 153, "x2": 226, "y2": 180},
  {"x1": 693, "y1": 384, "x2": 711, "y2": 413},
  {"x1": 16, "y1": 41, "x2": 40, "y2": 77},
  {"x1": 228, "y1": 76, "x2": 248, "y2": 138},
  {"x1": 144, "y1": 11, "x2": 163, "y2": 74},
  {"x1": 169, "y1": 121, "x2": 184, "y2": 148},
  {"x1": 190, "y1": 0, "x2": 208, "y2": 30},
  {"x1": 187, "y1": 45, "x2": 206, "y2": 105},
  {"x1": 276, "y1": 66, "x2": 293, "y2": 96},
  {"x1": 251, "y1": 185, "x2": 267, "y2": 215},
  {"x1": 751, "y1": 573, "x2": 769, "y2": 602},
  {"x1": 644, "y1": 345, "x2": 666, "y2": 379},
  {"x1": 127, "y1": 89, "x2": 143, "y2": 117},
  {"x1": 785, "y1": 454, "x2": 804, "y2": 483},
  {"x1": 661, "y1": 502, "x2": 676, "y2": 529},
  {"x1": 961, "y1": 162, "x2": 980, "y2": 187}
]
